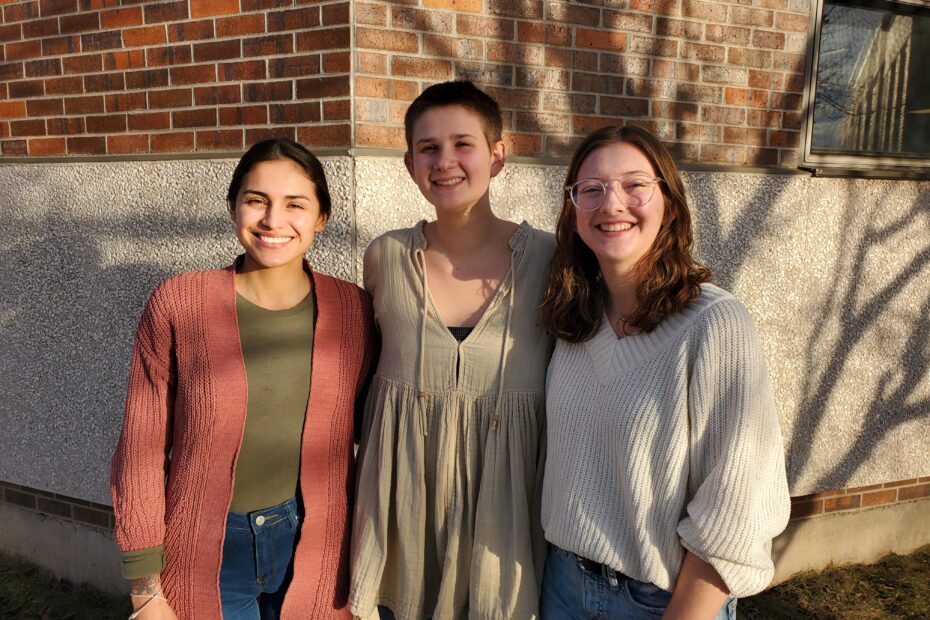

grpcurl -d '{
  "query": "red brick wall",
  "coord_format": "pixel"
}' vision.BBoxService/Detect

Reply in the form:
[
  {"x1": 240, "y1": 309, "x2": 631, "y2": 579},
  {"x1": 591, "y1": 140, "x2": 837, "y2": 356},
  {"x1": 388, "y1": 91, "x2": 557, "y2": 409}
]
[
  {"x1": 1, "y1": 0, "x2": 809, "y2": 164},
  {"x1": 790, "y1": 477, "x2": 930, "y2": 520},
  {"x1": 353, "y1": 0, "x2": 810, "y2": 165},
  {"x1": 0, "y1": 0, "x2": 350, "y2": 157},
  {"x1": 2, "y1": 476, "x2": 928, "y2": 535}
]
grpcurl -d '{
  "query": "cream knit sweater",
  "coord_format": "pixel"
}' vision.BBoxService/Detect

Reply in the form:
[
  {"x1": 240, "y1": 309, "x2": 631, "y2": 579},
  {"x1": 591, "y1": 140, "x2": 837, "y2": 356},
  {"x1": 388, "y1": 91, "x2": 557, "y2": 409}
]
[{"x1": 542, "y1": 284, "x2": 790, "y2": 598}]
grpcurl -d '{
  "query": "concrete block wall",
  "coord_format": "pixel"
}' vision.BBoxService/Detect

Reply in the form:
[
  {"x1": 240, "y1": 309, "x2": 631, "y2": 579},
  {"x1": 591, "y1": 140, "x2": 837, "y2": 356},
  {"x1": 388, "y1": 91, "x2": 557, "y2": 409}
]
[
  {"x1": 1, "y1": 153, "x2": 929, "y2": 593},
  {"x1": 2, "y1": 156, "x2": 928, "y2": 503}
]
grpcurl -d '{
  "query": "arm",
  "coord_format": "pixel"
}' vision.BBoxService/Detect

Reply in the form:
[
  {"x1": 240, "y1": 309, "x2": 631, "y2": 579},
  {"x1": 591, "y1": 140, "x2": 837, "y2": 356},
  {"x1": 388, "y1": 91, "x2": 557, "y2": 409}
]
[
  {"x1": 676, "y1": 298, "x2": 791, "y2": 598},
  {"x1": 109, "y1": 285, "x2": 178, "y2": 613},
  {"x1": 353, "y1": 287, "x2": 380, "y2": 444},
  {"x1": 662, "y1": 551, "x2": 729, "y2": 620}
]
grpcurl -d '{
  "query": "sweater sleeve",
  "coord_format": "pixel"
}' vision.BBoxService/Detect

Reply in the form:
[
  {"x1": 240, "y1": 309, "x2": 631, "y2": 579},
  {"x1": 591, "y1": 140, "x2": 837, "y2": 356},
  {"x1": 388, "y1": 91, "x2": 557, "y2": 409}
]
[
  {"x1": 676, "y1": 298, "x2": 790, "y2": 598},
  {"x1": 109, "y1": 283, "x2": 177, "y2": 562}
]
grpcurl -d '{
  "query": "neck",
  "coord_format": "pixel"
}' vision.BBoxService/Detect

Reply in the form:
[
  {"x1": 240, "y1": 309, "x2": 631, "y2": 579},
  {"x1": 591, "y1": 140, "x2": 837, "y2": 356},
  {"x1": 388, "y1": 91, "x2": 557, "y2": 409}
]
[
  {"x1": 601, "y1": 267, "x2": 639, "y2": 319},
  {"x1": 235, "y1": 257, "x2": 311, "y2": 310},
  {"x1": 428, "y1": 200, "x2": 509, "y2": 256}
]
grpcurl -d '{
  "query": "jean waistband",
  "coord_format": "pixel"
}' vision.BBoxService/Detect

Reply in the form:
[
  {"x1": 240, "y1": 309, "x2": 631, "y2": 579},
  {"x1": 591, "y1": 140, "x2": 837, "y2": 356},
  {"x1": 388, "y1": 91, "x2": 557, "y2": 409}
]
[
  {"x1": 566, "y1": 548, "x2": 628, "y2": 588},
  {"x1": 226, "y1": 496, "x2": 299, "y2": 530}
]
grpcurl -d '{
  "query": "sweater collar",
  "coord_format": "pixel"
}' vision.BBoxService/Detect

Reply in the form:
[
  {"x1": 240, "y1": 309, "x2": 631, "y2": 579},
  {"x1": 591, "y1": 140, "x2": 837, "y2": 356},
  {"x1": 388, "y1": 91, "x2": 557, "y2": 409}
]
[{"x1": 584, "y1": 283, "x2": 729, "y2": 383}]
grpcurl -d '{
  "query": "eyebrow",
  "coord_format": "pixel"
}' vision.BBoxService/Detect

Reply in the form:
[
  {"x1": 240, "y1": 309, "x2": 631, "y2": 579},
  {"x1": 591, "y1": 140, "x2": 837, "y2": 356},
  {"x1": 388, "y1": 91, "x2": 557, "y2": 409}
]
[
  {"x1": 241, "y1": 189, "x2": 312, "y2": 201},
  {"x1": 415, "y1": 133, "x2": 478, "y2": 145},
  {"x1": 581, "y1": 170, "x2": 654, "y2": 178}
]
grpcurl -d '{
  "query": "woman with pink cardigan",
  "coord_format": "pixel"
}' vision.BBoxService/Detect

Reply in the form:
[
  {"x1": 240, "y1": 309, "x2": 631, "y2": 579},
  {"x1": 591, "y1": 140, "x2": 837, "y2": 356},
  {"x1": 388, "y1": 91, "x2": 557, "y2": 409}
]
[{"x1": 110, "y1": 139, "x2": 376, "y2": 620}]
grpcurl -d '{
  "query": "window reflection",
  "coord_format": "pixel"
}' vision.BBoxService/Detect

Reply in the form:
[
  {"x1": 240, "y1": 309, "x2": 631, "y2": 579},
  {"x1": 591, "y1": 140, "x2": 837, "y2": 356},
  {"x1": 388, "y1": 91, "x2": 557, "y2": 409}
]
[{"x1": 812, "y1": 0, "x2": 930, "y2": 158}]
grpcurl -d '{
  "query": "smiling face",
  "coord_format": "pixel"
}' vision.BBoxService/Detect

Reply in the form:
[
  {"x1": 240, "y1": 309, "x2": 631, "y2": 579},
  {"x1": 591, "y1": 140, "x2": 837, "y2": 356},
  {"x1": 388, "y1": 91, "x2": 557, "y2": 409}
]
[
  {"x1": 572, "y1": 141, "x2": 665, "y2": 277},
  {"x1": 404, "y1": 105, "x2": 505, "y2": 215},
  {"x1": 230, "y1": 158, "x2": 327, "y2": 272}
]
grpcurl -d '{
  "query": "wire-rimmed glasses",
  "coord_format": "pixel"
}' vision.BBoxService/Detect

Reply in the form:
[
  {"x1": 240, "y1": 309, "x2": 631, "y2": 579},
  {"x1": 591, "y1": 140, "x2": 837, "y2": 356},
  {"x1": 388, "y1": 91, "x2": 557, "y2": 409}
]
[{"x1": 566, "y1": 174, "x2": 664, "y2": 211}]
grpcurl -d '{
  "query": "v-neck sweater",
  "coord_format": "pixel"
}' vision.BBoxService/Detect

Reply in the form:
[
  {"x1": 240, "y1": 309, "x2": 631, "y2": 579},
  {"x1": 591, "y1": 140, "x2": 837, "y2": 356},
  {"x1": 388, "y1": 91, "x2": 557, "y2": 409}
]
[
  {"x1": 542, "y1": 284, "x2": 790, "y2": 598},
  {"x1": 110, "y1": 260, "x2": 376, "y2": 619},
  {"x1": 349, "y1": 221, "x2": 556, "y2": 620}
]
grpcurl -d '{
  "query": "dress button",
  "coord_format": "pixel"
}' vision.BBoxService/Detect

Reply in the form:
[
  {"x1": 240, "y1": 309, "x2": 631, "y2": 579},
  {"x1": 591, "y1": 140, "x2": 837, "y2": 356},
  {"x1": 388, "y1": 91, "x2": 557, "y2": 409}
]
[{"x1": 255, "y1": 515, "x2": 266, "y2": 526}]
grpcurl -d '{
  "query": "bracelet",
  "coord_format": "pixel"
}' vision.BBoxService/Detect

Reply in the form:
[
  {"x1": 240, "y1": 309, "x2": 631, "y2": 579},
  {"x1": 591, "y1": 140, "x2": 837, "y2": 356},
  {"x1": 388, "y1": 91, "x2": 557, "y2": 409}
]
[{"x1": 128, "y1": 592, "x2": 167, "y2": 619}]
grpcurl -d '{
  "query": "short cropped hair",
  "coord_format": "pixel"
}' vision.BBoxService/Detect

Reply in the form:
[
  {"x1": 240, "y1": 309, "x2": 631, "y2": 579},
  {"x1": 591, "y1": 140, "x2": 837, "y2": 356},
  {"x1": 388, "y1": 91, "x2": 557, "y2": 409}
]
[
  {"x1": 404, "y1": 80, "x2": 503, "y2": 150},
  {"x1": 226, "y1": 138, "x2": 332, "y2": 221}
]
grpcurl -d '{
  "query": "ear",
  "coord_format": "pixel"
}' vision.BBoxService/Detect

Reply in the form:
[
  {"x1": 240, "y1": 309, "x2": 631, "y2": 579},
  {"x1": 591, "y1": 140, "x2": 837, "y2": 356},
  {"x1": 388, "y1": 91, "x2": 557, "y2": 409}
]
[
  {"x1": 403, "y1": 151, "x2": 415, "y2": 180},
  {"x1": 315, "y1": 212, "x2": 328, "y2": 233},
  {"x1": 490, "y1": 140, "x2": 506, "y2": 178},
  {"x1": 227, "y1": 201, "x2": 236, "y2": 223}
]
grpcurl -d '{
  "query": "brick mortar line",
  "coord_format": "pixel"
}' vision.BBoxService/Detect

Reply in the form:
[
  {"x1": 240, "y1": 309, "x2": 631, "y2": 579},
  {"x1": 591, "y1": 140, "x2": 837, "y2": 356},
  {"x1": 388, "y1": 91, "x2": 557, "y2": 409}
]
[{"x1": 2, "y1": 478, "x2": 926, "y2": 526}]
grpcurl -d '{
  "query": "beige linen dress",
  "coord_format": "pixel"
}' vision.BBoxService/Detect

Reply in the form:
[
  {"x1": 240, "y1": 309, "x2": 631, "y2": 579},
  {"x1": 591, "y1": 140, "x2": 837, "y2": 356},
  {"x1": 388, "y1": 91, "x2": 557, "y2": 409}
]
[{"x1": 349, "y1": 221, "x2": 555, "y2": 620}]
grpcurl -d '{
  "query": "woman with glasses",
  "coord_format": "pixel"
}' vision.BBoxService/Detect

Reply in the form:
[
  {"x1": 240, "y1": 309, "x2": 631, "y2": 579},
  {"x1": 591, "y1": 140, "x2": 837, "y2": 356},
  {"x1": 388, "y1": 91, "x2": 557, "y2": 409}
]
[{"x1": 539, "y1": 125, "x2": 790, "y2": 619}]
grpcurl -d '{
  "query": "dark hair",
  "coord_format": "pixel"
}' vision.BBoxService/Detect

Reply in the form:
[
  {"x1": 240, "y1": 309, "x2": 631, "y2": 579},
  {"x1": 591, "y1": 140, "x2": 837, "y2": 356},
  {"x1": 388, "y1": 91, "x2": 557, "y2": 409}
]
[
  {"x1": 404, "y1": 80, "x2": 503, "y2": 150},
  {"x1": 226, "y1": 139, "x2": 332, "y2": 219},
  {"x1": 541, "y1": 125, "x2": 711, "y2": 342}
]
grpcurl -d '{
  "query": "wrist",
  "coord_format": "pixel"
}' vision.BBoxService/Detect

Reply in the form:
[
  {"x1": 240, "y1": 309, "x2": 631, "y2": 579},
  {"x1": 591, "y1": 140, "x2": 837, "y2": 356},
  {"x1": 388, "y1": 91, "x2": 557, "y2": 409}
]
[{"x1": 128, "y1": 591, "x2": 168, "y2": 618}]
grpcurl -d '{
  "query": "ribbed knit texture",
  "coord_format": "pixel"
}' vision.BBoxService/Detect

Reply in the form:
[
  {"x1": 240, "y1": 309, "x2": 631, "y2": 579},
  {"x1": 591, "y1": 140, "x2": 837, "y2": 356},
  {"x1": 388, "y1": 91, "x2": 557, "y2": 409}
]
[
  {"x1": 350, "y1": 222, "x2": 555, "y2": 620},
  {"x1": 110, "y1": 260, "x2": 376, "y2": 620},
  {"x1": 542, "y1": 284, "x2": 790, "y2": 598}
]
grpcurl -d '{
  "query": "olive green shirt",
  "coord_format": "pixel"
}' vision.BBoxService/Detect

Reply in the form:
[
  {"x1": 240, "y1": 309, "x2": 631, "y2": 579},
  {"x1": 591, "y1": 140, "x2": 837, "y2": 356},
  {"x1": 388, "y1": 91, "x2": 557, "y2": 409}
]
[
  {"x1": 120, "y1": 291, "x2": 314, "y2": 579},
  {"x1": 230, "y1": 291, "x2": 314, "y2": 511}
]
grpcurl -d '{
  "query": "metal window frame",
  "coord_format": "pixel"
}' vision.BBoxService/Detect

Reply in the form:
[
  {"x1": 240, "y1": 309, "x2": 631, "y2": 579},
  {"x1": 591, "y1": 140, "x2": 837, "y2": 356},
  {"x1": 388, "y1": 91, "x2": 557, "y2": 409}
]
[{"x1": 801, "y1": 0, "x2": 930, "y2": 176}]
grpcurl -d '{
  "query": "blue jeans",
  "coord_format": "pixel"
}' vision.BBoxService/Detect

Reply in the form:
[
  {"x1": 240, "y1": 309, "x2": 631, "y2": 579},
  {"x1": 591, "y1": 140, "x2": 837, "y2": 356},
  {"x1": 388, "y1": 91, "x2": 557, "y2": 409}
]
[
  {"x1": 541, "y1": 545, "x2": 737, "y2": 620},
  {"x1": 219, "y1": 497, "x2": 302, "y2": 620}
]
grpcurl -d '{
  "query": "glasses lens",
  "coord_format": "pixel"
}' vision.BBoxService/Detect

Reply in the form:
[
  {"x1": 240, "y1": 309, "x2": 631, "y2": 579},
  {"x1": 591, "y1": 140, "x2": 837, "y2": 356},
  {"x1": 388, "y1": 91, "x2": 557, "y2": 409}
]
[
  {"x1": 572, "y1": 180, "x2": 606, "y2": 210},
  {"x1": 621, "y1": 176, "x2": 655, "y2": 207}
]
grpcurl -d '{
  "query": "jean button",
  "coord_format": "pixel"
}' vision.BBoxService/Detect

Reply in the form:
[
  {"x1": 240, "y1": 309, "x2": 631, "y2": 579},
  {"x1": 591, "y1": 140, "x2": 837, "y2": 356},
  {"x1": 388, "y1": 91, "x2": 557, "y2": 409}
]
[{"x1": 255, "y1": 515, "x2": 266, "y2": 526}]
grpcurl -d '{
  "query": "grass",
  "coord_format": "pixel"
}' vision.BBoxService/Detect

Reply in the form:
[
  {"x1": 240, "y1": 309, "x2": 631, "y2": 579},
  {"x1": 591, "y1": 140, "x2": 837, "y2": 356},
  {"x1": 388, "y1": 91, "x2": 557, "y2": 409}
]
[
  {"x1": 0, "y1": 551, "x2": 130, "y2": 620},
  {"x1": 738, "y1": 544, "x2": 930, "y2": 620},
  {"x1": 1, "y1": 545, "x2": 928, "y2": 619}
]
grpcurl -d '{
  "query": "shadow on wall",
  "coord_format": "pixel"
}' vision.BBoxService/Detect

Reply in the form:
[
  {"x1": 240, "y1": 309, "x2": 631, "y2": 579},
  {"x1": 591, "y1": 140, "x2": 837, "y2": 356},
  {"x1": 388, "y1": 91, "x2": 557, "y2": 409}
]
[
  {"x1": 0, "y1": 156, "x2": 356, "y2": 504},
  {"x1": 792, "y1": 192, "x2": 930, "y2": 491},
  {"x1": 692, "y1": 170, "x2": 930, "y2": 492},
  {"x1": 0, "y1": 164, "x2": 236, "y2": 504}
]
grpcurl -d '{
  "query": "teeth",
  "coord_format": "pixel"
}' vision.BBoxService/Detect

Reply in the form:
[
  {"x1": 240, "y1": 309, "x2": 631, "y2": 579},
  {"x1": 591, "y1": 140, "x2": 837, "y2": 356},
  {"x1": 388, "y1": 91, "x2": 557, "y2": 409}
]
[
  {"x1": 258, "y1": 235, "x2": 291, "y2": 243},
  {"x1": 434, "y1": 178, "x2": 463, "y2": 186},
  {"x1": 599, "y1": 223, "x2": 633, "y2": 232}
]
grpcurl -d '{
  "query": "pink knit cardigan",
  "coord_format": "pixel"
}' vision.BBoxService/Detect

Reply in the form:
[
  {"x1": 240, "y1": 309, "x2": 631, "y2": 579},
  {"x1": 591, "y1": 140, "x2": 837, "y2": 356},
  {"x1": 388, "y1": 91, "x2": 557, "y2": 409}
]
[{"x1": 110, "y1": 261, "x2": 376, "y2": 619}]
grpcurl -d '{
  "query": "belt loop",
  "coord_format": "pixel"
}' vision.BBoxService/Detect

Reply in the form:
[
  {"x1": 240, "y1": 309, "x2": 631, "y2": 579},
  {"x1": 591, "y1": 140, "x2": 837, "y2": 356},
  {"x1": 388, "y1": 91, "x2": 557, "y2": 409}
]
[{"x1": 606, "y1": 566, "x2": 620, "y2": 590}]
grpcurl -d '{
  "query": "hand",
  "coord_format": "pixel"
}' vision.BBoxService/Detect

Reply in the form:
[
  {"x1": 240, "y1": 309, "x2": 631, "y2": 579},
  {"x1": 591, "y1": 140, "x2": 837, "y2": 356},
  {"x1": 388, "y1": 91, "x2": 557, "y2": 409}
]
[
  {"x1": 130, "y1": 596, "x2": 179, "y2": 620},
  {"x1": 128, "y1": 574, "x2": 177, "y2": 620}
]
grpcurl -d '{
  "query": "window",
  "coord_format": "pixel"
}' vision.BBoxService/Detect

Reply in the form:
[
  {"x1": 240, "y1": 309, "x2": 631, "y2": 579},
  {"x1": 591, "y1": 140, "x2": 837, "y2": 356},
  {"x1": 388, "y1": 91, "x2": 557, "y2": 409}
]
[{"x1": 803, "y1": 0, "x2": 930, "y2": 173}]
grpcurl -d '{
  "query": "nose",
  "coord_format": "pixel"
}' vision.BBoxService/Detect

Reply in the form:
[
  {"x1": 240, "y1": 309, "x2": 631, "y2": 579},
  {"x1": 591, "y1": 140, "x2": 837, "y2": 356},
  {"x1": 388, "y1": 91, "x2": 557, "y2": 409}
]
[
  {"x1": 434, "y1": 145, "x2": 456, "y2": 170},
  {"x1": 260, "y1": 203, "x2": 282, "y2": 228},
  {"x1": 598, "y1": 181, "x2": 628, "y2": 212}
]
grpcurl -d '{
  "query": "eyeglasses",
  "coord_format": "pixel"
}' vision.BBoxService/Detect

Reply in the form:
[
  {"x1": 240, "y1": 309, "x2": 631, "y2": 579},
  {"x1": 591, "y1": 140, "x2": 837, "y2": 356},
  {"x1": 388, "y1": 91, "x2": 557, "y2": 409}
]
[{"x1": 565, "y1": 175, "x2": 664, "y2": 211}]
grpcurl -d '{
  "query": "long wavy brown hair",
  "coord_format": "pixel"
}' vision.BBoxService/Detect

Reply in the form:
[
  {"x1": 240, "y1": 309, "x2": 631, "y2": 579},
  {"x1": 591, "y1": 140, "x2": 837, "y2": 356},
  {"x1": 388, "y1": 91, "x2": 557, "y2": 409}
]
[{"x1": 541, "y1": 125, "x2": 711, "y2": 342}]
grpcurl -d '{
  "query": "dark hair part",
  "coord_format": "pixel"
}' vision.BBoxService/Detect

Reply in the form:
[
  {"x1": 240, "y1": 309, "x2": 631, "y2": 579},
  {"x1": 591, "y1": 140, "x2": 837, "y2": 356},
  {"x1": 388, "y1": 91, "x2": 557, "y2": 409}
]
[
  {"x1": 540, "y1": 125, "x2": 711, "y2": 342},
  {"x1": 404, "y1": 80, "x2": 503, "y2": 150},
  {"x1": 226, "y1": 138, "x2": 332, "y2": 219}
]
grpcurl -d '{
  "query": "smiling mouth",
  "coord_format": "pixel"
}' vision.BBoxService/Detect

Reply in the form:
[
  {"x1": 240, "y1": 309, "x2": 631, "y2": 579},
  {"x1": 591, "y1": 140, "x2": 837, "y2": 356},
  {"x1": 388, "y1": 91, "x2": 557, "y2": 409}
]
[
  {"x1": 598, "y1": 223, "x2": 633, "y2": 232},
  {"x1": 256, "y1": 234, "x2": 292, "y2": 244},
  {"x1": 433, "y1": 177, "x2": 464, "y2": 187}
]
